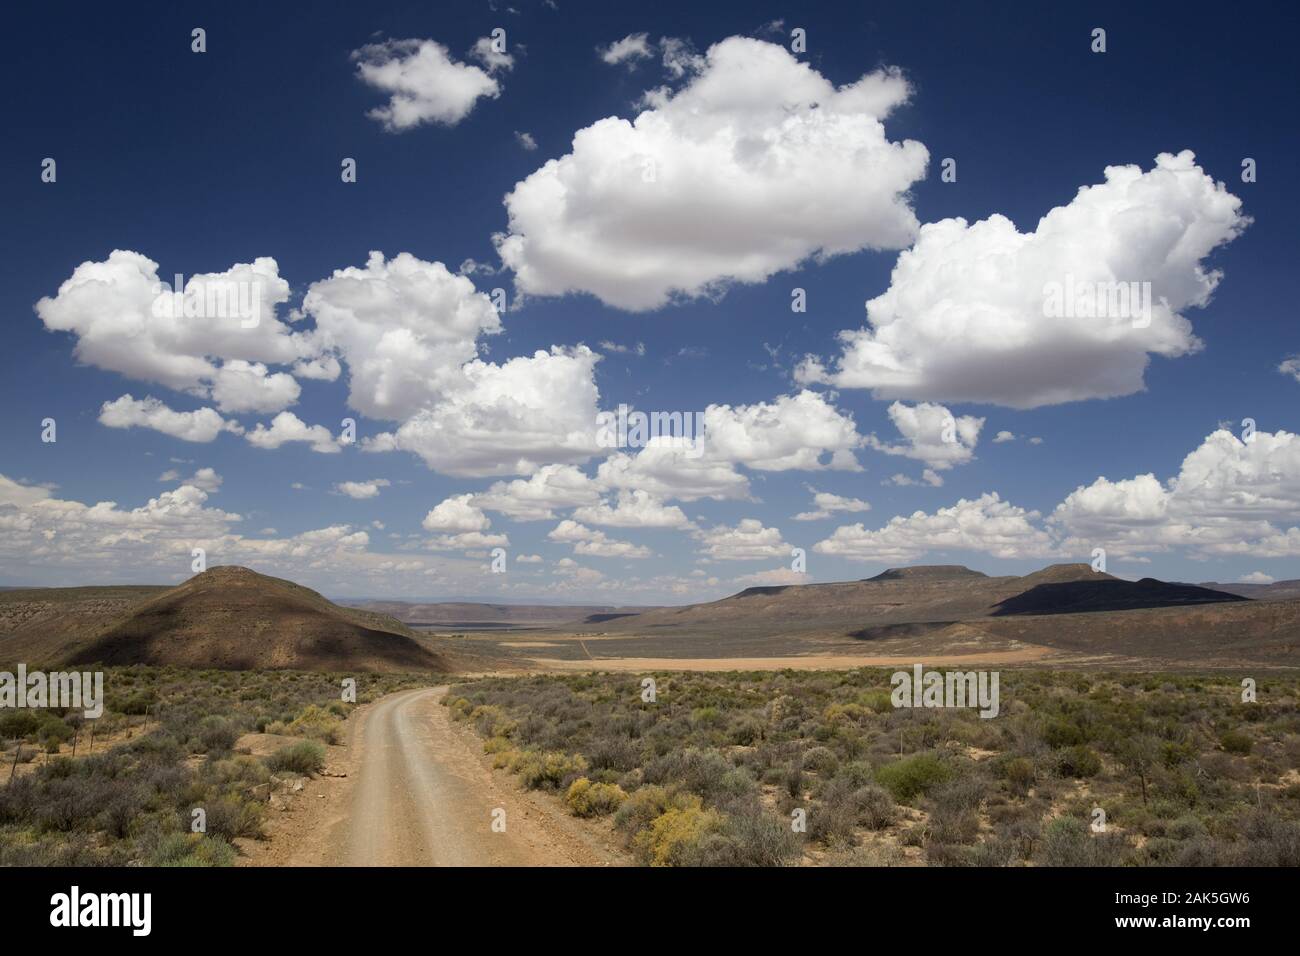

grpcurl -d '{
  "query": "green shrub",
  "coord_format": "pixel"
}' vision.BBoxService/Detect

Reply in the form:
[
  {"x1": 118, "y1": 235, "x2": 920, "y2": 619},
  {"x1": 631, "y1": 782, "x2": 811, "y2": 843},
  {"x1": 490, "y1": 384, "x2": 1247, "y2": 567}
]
[
  {"x1": 727, "y1": 713, "x2": 766, "y2": 745},
  {"x1": 197, "y1": 716, "x2": 240, "y2": 753},
  {"x1": 613, "y1": 785, "x2": 700, "y2": 836},
  {"x1": 801, "y1": 746, "x2": 839, "y2": 774},
  {"x1": 852, "y1": 784, "x2": 897, "y2": 830},
  {"x1": 470, "y1": 705, "x2": 516, "y2": 739},
  {"x1": 1044, "y1": 718, "x2": 1087, "y2": 749},
  {"x1": 266, "y1": 740, "x2": 326, "y2": 775},
  {"x1": 1220, "y1": 730, "x2": 1252, "y2": 755},
  {"x1": 149, "y1": 832, "x2": 237, "y2": 867},
  {"x1": 0, "y1": 710, "x2": 44, "y2": 739},
  {"x1": 202, "y1": 795, "x2": 265, "y2": 840},
  {"x1": 587, "y1": 734, "x2": 642, "y2": 772},
  {"x1": 1057, "y1": 745, "x2": 1102, "y2": 778},
  {"x1": 685, "y1": 809, "x2": 800, "y2": 867},
  {"x1": 691, "y1": 706, "x2": 723, "y2": 729},
  {"x1": 807, "y1": 797, "x2": 856, "y2": 847},
  {"x1": 859, "y1": 690, "x2": 894, "y2": 714},
  {"x1": 875, "y1": 753, "x2": 953, "y2": 802},
  {"x1": 514, "y1": 750, "x2": 588, "y2": 790},
  {"x1": 287, "y1": 705, "x2": 343, "y2": 744},
  {"x1": 1038, "y1": 816, "x2": 1129, "y2": 866},
  {"x1": 998, "y1": 756, "x2": 1037, "y2": 796},
  {"x1": 112, "y1": 689, "x2": 156, "y2": 717}
]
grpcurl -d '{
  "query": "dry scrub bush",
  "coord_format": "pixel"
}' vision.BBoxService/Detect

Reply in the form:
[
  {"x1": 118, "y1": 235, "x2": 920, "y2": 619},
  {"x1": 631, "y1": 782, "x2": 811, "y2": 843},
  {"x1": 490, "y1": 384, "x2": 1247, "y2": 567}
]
[{"x1": 564, "y1": 777, "x2": 627, "y2": 817}]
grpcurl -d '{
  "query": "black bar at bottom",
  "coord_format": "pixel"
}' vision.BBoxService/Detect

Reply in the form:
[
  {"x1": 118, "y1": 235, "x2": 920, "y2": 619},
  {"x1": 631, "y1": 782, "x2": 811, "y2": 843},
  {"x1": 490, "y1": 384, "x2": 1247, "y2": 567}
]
[{"x1": 0, "y1": 865, "x2": 1283, "y2": 942}]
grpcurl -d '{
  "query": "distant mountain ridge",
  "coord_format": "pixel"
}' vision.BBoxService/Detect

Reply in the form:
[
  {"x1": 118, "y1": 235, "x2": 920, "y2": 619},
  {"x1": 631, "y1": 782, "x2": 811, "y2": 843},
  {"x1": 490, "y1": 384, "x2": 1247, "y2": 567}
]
[
  {"x1": 569, "y1": 562, "x2": 1299, "y2": 667},
  {"x1": 582, "y1": 563, "x2": 1254, "y2": 637},
  {"x1": 347, "y1": 599, "x2": 658, "y2": 627},
  {"x1": 1197, "y1": 579, "x2": 1300, "y2": 602},
  {"x1": 3, "y1": 563, "x2": 1296, "y2": 673}
]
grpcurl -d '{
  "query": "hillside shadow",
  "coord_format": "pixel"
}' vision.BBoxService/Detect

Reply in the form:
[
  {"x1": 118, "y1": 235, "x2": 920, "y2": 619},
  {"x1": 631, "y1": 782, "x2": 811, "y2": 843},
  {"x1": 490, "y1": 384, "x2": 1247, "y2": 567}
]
[
  {"x1": 990, "y1": 579, "x2": 1248, "y2": 616},
  {"x1": 849, "y1": 621, "x2": 956, "y2": 641}
]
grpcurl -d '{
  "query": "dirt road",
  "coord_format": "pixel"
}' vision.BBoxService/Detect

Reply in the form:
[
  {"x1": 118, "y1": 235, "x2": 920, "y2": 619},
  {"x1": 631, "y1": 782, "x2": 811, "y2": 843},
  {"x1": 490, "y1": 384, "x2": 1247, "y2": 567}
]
[{"x1": 258, "y1": 686, "x2": 623, "y2": 867}]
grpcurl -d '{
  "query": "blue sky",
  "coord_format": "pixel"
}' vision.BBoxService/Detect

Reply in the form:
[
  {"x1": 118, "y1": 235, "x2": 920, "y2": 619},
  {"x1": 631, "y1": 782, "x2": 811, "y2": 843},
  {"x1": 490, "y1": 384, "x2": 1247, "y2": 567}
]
[{"x1": 2, "y1": 0, "x2": 1297, "y2": 601}]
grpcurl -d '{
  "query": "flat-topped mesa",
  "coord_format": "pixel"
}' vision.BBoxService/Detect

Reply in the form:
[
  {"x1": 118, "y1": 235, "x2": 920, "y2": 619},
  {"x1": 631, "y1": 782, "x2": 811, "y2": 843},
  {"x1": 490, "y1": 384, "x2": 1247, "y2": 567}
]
[
  {"x1": 733, "y1": 585, "x2": 796, "y2": 599},
  {"x1": 866, "y1": 565, "x2": 987, "y2": 582}
]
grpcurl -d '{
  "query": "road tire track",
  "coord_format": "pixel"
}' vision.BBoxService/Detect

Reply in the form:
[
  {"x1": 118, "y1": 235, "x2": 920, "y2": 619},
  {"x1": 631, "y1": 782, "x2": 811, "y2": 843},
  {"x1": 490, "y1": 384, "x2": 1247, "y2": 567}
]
[{"x1": 317, "y1": 686, "x2": 622, "y2": 867}]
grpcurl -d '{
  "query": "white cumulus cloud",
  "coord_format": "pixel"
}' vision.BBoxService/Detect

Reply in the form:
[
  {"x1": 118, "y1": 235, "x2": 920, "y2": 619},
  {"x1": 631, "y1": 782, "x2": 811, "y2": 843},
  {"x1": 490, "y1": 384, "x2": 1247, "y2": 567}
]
[
  {"x1": 423, "y1": 494, "x2": 492, "y2": 533},
  {"x1": 37, "y1": 251, "x2": 311, "y2": 414},
  {"x1": 703, "y1": 390, "x2": 863, "y2": 471},
  {"x1": 301, "y1": 251, "x2": 502, "y2": 421},
  {"x1": 1052, "y1": 428, "x2": 1300, "y2": 558},
  {"x1": 599, "y1": 33, "x2": 653, "y2": 66},
  {"x1": 573, "y1": 490, "x2": 694, "y2": 528},
  {"x1": 335, "y1": 479, "x2": 391, "y2": 500},
  {"x1": 99, "y1": 395, "x2": 242, "y2": 443},
  {"x1": 209, "y1": 360, "x2": 301, "y2": 414},
  {"x1": 548, "y1": 520, "x2": 652, "y2": 558},
  {"x1": 696, "y1": 518, "x2": 789, "y2": 561},
  {"x1": 865, "y1": 401, "x2": 984, "y2": 470},
  {"x1": 799, "y1": 151, "x2": 1249, "y2": 408},
  {"x1": 353, "y1": 39, "x2": 502, "y2": 130},
  {"x1": 815, "y1": 493, "x2": 1056, "y2": 563},
  {"x1": 597, "y1": 437, "x2": 750, "y2": 502},
  {"x1": 366, "y1": 347, "x2": 603, "y2": 477},
  {"x1": 471, "y1": 464, "x2": 602, "y2": 521},
  {"x1": 1238, "y1": 571, "x2": 1275, "y2": 584},
  {"x1": 245, "y1": 412, "x2": 341, "y2": 454},
  {"x1": 793, "y1": 489, "x2": 871, "y2": 521},
  {"x1": 495, "y1": 36, "x2": 927, "y2": 310},
  {"x1": 162, "y1": 467, "x2": 223, "y2": 492}
]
